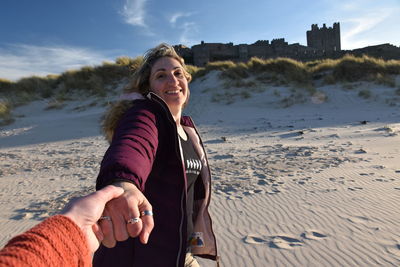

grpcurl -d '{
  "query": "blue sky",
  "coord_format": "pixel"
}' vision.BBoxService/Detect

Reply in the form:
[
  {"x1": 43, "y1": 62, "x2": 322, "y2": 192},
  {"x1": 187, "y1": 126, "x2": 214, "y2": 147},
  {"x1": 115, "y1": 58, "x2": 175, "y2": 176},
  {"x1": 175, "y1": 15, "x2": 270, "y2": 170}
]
[{"x1": 1, "y1": 0, "x2": 399, "y2": 81}]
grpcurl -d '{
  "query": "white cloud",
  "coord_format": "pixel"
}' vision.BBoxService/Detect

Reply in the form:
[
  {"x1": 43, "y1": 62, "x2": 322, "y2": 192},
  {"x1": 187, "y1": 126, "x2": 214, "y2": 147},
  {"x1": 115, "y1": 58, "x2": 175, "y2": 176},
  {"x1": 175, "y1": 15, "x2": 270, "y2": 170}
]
[
  {"x1": 166, "y1": 12, "x2": 198, "y2": 46},
  {"x1": 178, "y1": 22, "x2": 199, "y2": 46},
  {"x1": 120, "y1": 0, "x2": 147, "y2": 27},
  {"x1": 169, "y1": 12, "x2": 193, "y2": 26},
  {"x1": 0, "y1": 44, "x2": 112, "y2": 81},
  {"x1": 341, "y1": 7, "x2": 397, "y2": 49},
  {"x1": 339, "y1": 0, "x2": 367, "y2": 11},
  {"x1": 329, "y1": 0, "x2": 400, "y2": 49}
]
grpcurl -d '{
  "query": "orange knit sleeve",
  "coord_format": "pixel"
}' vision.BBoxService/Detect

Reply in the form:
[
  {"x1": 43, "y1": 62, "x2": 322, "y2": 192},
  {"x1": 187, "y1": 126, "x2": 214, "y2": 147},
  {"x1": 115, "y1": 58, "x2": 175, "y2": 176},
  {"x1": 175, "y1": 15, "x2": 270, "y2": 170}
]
[{"x1": 0, "y1": 215, "x2": 91, "y2": 267}]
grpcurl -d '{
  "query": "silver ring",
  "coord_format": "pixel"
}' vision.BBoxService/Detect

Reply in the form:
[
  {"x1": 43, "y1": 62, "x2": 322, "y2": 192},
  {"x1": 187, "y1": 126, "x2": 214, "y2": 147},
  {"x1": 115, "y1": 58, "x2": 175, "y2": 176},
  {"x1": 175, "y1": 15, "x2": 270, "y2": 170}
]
[
  {"x1": 127, "y1": 217, "x2": 140, "y2": 224},
  {"x1": 141, "y1": 210, "x2": 153, "y2": 217},
  {"x1": 99, "y1": 216, "x2": 111, "y2": 221}
]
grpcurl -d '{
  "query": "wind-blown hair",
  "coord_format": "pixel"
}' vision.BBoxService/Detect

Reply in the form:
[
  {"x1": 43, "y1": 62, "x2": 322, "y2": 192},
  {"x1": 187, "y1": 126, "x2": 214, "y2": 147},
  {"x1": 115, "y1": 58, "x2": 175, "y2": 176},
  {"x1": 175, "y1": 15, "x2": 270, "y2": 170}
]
[
  {"x1": 125, "y1": 43, "x2": 192, "y2": 96},
  {"x1": 102, "y1": 43, "x2": 192, "y2": 142}
]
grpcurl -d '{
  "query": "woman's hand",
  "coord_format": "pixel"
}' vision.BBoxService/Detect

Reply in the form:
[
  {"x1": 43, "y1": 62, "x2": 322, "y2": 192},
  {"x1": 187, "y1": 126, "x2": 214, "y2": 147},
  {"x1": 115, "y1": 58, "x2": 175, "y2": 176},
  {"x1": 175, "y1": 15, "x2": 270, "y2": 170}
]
[{"x1": 99, "y1": 181, "x2": 154, "y2": 248}]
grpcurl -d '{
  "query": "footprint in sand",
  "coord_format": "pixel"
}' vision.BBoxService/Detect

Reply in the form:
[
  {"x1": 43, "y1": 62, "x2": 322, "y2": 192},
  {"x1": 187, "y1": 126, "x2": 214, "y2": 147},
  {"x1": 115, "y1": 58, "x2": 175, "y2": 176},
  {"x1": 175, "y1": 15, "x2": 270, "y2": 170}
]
[
  {"x1": 244, "y1": 234, "x2": 303, "y2": 249},
  {"x1": 373, "y1": 178, "x2": 395, "y2": 182},
  {"x1": 243, "y1": 235, "x2": 267, "y2": 245},
  {"x1": 254, "y1": 172, "x2": 267, "y2": 179},
  {"x1": 355, "y1": 149, "x2": 367, "y2": 154},
  {"x1": 348, "y1": 187, "x2": 363, "y2": 191},
  {"x1": 11, "y1": 212, "x2": 34, "y2": 220},
  {"x1": 329, "y1": 177, "x2": 345, "y2": 184},
  {"x1": 243, "y1": 189, "x2": 264, "y2": 196},
  {"x1": 258, "y1": 180, "x2": 268, "y2": 185},
  {"x1": 297, "y1": 177, "x2": 311, "y2": 185},
  {"x1": 213, "y1": 154, "x2": 234, "y2": 160},
  {"x1": 226, "y1": 195, "x2": 242, "y2": 200},
  {"x1": 345, "y1": 215, "x2": 380, "y2": 230},
  {"x1": 387, "y1": 243, "x2": 400, "y2": 257},
  {"x1": 301, "y1": 230, "x2": 328, "y2": 240},
  {"x1": 346, "y1": 215, "x2": 369, "y2": 224},
  {"x1": 266, "y1": 188, "x2": 283, "y2": 194},
  {"x1": 268, "y1": 235, "x2": 303, "y2": 249}
]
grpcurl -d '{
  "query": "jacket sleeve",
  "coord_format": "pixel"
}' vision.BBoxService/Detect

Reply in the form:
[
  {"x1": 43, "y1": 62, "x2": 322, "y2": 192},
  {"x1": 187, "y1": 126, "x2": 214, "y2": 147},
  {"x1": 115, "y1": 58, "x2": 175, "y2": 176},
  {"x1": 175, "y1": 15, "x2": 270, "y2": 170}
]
[
  {"x1": 0, "y1": 215, "x2": 91, "y2": 267},
  {"x1": 96, "y1": 102, "x2": 159, "y2": 191}
]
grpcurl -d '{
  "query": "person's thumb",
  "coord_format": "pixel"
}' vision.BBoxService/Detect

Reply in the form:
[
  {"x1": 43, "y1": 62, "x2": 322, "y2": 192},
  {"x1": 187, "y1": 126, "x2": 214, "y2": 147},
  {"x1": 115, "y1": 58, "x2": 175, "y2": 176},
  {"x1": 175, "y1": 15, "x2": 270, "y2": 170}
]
[{"x1": 97, "y1": 185, "x2": 125, "y2": 203}]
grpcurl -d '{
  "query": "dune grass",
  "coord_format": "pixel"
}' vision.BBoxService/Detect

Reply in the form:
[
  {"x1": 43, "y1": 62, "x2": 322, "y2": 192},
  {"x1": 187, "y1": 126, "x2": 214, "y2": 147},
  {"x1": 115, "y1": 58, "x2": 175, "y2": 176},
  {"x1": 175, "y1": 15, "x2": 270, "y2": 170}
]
[
  {"x1": 1, "y1": 56, "x2": 142, "y2": 101},
  {"x1": 2, "y1": 54, "x2": 397, "y2": 102},
  {"x1": 358, "y1": 89, "x2": 372, "y2": 99},
  {"x1": 0, "y1": 99, "x2": 14, "y2": 126},
  {"x1": 189, "y1": 54, "x2": 400, "y2": 88},
  {"x1": 186, "y1": 54, "x2": 400, "y2": 105},
  {"x1": 0, "y1": 56, "x2": 143, "y2": 125},
  {"x1": 0, "y1": 78, "x2": 13, "y2": 93},
  {"x1": 1, "y1": 54, "x2": 399, "y2": 124}
]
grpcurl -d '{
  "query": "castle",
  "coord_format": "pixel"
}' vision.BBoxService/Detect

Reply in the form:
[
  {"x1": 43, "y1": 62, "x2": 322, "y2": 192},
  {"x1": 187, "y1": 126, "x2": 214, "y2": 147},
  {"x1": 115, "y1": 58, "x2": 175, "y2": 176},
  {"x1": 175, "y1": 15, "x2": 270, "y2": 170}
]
[{"x1": 174, "y1": 22, "x2": 400, "y2": 66}]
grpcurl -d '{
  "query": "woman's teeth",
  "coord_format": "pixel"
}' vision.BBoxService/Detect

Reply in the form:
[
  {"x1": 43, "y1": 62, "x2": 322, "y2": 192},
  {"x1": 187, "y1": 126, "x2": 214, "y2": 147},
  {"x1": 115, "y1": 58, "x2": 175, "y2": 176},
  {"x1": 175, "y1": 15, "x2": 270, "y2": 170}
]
[{"x1": 166, "y1": 89, "x2": 181, "y2": 94}]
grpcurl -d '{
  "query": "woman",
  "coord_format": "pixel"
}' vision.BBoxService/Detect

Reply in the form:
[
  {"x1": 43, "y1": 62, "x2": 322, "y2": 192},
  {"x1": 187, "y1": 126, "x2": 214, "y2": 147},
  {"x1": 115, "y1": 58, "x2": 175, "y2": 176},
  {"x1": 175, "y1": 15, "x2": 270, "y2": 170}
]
[{"x1": 94, "y1": 44, "x2": 218, "y2": 267}]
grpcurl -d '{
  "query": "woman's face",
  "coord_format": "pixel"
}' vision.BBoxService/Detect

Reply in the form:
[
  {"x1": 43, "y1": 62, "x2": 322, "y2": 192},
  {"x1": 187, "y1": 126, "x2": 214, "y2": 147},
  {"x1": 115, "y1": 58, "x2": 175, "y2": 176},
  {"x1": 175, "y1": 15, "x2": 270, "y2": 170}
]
[{"x1": 149, "y1": 57, "x2": 188, "y2": 113}]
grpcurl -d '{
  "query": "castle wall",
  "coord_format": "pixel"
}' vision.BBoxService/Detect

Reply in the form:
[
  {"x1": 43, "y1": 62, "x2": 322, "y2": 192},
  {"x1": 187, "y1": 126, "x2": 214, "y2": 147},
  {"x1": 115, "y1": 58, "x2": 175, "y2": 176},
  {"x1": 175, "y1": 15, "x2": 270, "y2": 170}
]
[
  {"x1": 175, "y1": 22, "x2": 400, "y2": 66},
  {"x1": 192, "y1": 42, "x2": 238, "y2": 65},
  {"x1": 247, "y1": 45, "x2": 272, "y2": 59}
]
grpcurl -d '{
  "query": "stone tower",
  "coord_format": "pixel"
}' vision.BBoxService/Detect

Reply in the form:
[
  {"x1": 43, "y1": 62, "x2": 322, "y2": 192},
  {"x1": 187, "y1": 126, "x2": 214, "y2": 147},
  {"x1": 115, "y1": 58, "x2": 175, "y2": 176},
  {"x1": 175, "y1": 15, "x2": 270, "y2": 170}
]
[{"x1": 307, "y1": 22, "x2": 341, "y2": 52}]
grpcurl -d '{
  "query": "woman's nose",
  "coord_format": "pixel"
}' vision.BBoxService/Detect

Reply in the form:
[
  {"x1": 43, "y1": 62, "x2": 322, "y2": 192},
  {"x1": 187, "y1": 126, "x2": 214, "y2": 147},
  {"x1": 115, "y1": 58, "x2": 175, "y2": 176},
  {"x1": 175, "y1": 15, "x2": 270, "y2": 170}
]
[{"x1": 166, "y1": 74, "x2": 178, "y2": 85}]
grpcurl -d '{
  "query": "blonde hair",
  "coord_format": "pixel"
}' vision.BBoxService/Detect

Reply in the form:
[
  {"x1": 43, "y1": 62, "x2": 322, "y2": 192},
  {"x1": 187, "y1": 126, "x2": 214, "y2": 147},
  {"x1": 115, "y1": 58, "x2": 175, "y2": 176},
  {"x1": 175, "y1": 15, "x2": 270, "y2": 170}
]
[{"x1": 125, "y1": 43, "x2": 192, "y2": 96}]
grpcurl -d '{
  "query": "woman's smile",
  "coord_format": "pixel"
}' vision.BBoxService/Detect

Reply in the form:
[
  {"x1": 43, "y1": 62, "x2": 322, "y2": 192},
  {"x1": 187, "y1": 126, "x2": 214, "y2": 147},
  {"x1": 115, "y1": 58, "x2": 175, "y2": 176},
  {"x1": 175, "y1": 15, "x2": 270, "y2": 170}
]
[{"x1": 149, "y1": 57, "x2": 189, "y2": 116}]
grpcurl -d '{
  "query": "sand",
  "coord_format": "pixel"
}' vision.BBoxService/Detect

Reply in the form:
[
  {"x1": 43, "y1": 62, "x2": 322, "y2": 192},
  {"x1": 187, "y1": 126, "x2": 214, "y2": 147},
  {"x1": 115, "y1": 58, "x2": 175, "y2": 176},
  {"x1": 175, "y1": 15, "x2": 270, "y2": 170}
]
[{"x1": 1, "y1": 73, "x2": 400, "y2": 266}]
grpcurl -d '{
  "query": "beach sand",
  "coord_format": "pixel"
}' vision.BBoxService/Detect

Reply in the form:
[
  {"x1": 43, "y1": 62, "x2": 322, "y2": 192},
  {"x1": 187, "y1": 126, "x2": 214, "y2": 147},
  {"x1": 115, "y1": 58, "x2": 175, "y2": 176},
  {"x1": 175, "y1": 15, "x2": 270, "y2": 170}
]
[{"x1": 1, "y1": 74, "x2": 400, "y2": 266}]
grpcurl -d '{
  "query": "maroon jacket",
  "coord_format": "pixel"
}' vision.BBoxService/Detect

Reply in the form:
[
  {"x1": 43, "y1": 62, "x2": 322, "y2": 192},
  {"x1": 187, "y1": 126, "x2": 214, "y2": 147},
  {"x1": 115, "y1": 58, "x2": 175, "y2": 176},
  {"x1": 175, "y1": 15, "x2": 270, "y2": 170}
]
[{"x1": 94, "y1": 93, "x2": 218, "y2": 267}]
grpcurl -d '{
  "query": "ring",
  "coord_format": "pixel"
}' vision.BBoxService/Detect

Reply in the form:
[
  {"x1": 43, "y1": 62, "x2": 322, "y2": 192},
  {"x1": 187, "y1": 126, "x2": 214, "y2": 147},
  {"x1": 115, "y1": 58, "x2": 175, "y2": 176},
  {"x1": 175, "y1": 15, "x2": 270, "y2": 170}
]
[
  {"x1": 141, "y1": 210, "x2": 153, "y2": 217},
  {"x1": 127, "y1": 217, "x2": 140, "y2": 224},
  {"x1": 99, "y1": 216, "x2": 111, "y2": 221}
]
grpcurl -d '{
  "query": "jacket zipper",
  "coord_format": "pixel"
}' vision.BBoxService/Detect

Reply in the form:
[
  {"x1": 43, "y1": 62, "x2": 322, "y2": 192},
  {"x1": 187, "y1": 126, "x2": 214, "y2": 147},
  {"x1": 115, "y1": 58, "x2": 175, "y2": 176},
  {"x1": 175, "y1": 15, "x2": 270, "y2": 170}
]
[
  {"x1": 147, "y1": 93, "x2": 187, "y2": 267},
  {"x1": 176, "y1": 137, "x2": 187, "y2": 267}
]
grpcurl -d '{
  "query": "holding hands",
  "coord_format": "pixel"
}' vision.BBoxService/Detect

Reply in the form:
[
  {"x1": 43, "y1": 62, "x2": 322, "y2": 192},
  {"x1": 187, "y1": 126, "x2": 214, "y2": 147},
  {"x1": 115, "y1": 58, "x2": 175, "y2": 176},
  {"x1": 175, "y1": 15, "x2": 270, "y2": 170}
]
[
  {"x1": 62, "y1": 182, "x2": 154, "y2": 254},
  {"x1": 99, "y1": 182, "x2": 154, "y2": 247}
]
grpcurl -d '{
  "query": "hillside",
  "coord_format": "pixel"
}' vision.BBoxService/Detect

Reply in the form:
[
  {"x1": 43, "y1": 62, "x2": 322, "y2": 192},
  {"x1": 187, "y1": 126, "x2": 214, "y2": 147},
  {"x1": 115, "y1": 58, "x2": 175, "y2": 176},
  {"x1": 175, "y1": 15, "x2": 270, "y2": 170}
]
[{"x1": 1, "y1": 54, "x2": 400, "y2": 127}]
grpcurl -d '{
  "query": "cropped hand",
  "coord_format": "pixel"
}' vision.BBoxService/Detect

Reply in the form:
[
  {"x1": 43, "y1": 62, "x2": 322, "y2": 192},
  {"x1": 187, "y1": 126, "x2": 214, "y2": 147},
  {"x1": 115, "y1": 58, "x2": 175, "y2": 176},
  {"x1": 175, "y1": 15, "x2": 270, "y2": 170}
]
[
  {"x1": 62, "y1": 185, "x2": 124, "y2": 254},
  {"x1": 99, "y1": 181, "x2": 154, "y2": 248}
]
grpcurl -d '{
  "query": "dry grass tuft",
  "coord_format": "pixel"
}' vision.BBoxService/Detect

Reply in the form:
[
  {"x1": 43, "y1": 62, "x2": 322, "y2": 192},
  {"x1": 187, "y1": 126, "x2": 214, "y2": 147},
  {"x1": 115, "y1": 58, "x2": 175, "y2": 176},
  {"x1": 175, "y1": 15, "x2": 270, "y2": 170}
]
[
  {"x1": 0, "y1": 99, "x2": 14, "y2": 126},
  {"x1": 45, "y1": 99, "x2": 66, "y2": 110},
  {"x1": 0, "y1": 79, "x2": 13, "y2": 94},
  {"x1": 358, "y1": 89, "x2": 372, "y2": 99}
]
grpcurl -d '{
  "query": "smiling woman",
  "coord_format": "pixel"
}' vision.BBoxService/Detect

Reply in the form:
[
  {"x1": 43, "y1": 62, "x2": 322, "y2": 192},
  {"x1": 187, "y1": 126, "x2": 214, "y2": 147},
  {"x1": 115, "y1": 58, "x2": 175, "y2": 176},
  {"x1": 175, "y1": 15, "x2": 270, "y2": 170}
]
[
  {"x1": 149, "y1": 57, "x2": 189, "y2": 120},
  {"x1": 93, "y1": 43, "x2": 219, "y2": 267}
]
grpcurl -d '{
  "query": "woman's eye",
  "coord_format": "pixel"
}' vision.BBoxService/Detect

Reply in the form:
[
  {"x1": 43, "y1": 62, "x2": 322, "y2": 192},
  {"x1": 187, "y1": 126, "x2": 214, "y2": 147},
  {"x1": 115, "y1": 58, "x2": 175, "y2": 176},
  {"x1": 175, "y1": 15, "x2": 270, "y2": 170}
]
[
  {"x1": 156, "y1": 73, "x2": 165, "y2": 79},
  {"x1": 175, "y1": 71, "x2": 183, "y2": 77}
]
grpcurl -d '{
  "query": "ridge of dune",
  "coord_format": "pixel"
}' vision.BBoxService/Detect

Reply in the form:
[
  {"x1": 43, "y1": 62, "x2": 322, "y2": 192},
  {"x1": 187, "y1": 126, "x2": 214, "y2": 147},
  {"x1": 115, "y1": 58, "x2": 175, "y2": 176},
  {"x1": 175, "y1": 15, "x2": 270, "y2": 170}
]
[{"x1": 1, "y1": 72, "x2": 400, "y2": 266}]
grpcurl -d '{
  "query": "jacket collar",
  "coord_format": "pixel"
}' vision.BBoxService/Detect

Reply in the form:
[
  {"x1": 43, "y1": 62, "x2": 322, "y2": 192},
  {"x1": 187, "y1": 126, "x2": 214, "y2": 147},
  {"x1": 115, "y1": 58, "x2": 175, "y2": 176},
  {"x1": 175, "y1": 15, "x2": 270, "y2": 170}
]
[{"x1": 146, "y1": 92, "x2": 194, "y2": 128}]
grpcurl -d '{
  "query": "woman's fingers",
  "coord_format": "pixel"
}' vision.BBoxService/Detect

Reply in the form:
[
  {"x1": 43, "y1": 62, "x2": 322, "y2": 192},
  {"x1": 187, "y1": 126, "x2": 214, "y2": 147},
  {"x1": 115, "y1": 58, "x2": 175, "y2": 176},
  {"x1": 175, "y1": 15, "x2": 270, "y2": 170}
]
[
  {"x1": 139, "y1": 213, "x2": 154, "y2": 244},
  {"x1": 138, "y1": 199, "x2": 154, "y2": 244},
  {"x1": 99, "y1": 182, "x2": 155, "y2": 246},
  {"x1": 125, "y1": 203, "x2": 143, "y2": 238},
  {"x1": 92, "y1": 223, "x2": 104, "y2": 242},
  {"x1": 108, "y1": 202, "x2": 130, "y2": 242},
  {"x1": 99, "y1": 210, "x2": 116, "y2": 248}
]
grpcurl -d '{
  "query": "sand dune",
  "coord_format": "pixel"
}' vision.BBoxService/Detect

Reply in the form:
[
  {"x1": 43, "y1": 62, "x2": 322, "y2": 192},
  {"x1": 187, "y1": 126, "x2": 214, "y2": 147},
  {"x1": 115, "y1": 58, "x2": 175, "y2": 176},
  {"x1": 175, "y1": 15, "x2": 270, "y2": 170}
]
[{"x1": 1, "y1": 74, "x2": 400, "y2": 266}]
